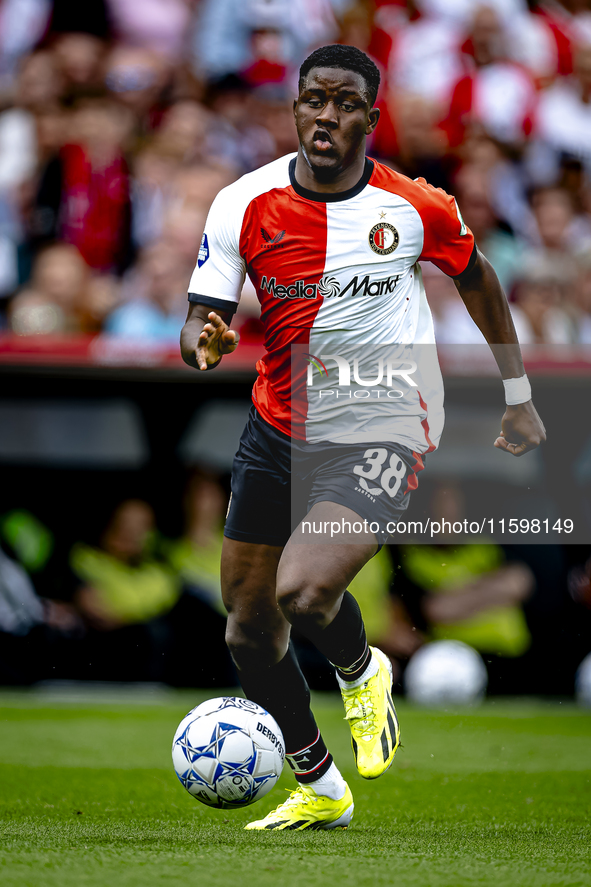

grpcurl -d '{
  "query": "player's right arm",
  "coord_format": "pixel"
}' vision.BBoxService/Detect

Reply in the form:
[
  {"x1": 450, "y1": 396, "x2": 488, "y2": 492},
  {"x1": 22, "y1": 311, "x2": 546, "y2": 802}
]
[
  {"x1": 181, "y1": 303, "x2": 239, "y2": 371},
  {"x1": 180, "y1": 183, "x2": 245, "y2": 370}
]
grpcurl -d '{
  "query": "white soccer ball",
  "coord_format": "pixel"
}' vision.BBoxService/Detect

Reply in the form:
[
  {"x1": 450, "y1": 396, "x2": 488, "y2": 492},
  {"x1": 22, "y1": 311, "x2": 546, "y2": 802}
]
[
  {"x1": 575, "y1": 652, "x2": 591, "y2": 708},
  {"x1": 404, "y1": 640, "x2": 488, "y2": 706},
  {"x1": 172, "y1": 697, "x2": 285, "y2": 809}
]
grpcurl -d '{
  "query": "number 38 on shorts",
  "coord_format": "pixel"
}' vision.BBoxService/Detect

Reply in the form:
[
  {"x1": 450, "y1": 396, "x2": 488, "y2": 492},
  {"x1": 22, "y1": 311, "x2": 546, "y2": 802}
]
[{"x1": 353, "y1": 448, "x2": 407, "y2": 498}]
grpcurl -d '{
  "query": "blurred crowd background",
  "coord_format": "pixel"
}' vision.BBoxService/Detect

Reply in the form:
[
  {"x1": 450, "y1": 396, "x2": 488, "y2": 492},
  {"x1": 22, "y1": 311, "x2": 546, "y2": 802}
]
[
  {"x1": 0, "y1": 0, "x2": 590, "y2": 343},
  {"x1": 1, "y1": 483, "x2": 590, "y2": 697},
  {"x1": 1, "y1": 0, "x2": 591, "y2": 699}
]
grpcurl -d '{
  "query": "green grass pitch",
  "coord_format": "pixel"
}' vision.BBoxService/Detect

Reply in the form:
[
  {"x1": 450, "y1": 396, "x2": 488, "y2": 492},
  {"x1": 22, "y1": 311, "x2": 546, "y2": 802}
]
[{"x1": 0, "y1": 690, "x2": 590, "y2": 887}]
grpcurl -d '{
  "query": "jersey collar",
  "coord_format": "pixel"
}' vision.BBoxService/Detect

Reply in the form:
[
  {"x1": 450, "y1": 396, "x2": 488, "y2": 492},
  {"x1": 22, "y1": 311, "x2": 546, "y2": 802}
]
[{"x1": 289, "y1": 157, "x2": 374, "y2": 203}]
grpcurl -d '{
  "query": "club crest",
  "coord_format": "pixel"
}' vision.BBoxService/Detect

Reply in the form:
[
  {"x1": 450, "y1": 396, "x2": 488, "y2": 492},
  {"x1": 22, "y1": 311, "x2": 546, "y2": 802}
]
[{"x1": 369, "y1": 222, "x2": 399, "y2": 255}]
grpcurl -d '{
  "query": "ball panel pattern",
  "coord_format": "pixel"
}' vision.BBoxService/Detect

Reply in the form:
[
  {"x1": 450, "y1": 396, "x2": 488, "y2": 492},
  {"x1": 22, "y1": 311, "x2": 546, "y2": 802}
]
[{"x1": 172, "y1": 697, "x2": 285, "y2": 809}]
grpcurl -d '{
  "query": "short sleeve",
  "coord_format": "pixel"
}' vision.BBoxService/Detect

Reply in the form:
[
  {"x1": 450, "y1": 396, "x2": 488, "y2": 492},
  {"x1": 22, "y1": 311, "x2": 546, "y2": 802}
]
[
  {"x1": 187, "y1": 186, "x2": 246, "y2": 314},
  {"x1": 414, "y1": 178, "x2": 476, "y2": 278}
]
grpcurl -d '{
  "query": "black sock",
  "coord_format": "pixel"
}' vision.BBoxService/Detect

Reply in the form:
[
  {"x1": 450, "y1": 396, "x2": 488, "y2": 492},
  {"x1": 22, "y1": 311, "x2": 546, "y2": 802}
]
[
  {"x1": 236, "y1": 642, "x2": 333, "y2": 783},
  {"x1": 301, "y1": 591, "x2": 371, "y2": 683}
]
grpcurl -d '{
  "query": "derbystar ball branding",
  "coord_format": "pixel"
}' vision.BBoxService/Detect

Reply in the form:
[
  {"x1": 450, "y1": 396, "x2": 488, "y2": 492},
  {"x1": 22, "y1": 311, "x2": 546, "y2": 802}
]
[{"x1": 260, "y1": 272, "x2": 400, "y2": 301}]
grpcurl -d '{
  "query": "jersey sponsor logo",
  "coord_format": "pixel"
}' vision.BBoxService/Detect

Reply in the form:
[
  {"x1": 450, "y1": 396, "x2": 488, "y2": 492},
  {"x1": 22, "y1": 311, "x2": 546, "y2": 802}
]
[
  {"x1": 197, "y1": 233, "x2": 209, "y2": 267},
  {"x1": 260, "y1": 272, "x2": 400, "y2": 300},
  {"x1": 318, "y1": 277, "x2": 340, "y2": 297},
  {"x1": 369, "y1": 222, "x2": 399, "y2": 255},
  {"x1": 260, "y1": 227, "x2": 286, "y2": 249}
]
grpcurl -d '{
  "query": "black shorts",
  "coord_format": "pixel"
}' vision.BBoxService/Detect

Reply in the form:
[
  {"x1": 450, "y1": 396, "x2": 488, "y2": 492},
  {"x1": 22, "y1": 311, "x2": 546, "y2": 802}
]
[{"x1": 224, "y1": 405, "x2": 425, "y2": 548}]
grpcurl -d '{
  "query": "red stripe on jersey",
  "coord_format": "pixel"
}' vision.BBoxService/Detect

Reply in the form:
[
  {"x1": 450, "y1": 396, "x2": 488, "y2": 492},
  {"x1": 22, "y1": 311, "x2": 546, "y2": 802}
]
[
  {"x1": 417, "y1": 390, "x2": 437, "y2": 454},
  {"x1": 369, "y1": 159, "x2": 475, "y2": 278},
  {"x1": 239, "y1": 187, "x2": 328, "y2": 437},
  {"x1": 405, "y1": 450, "x2": 425, "y2": 495}
]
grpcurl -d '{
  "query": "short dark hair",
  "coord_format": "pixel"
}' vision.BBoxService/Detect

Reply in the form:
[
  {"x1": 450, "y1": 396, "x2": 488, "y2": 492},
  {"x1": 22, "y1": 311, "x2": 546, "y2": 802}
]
[{"x1": 298, "y1": 45, "x2": 380, "y2": 108}]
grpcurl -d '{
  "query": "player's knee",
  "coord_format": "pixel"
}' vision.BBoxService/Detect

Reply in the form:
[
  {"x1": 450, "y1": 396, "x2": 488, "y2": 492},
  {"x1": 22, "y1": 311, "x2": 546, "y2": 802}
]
[
  {"x1": 276, "y1": 579, "x2": 334, "y2": 631},
  {"x1": 225, "y1": 617, "x2": 285, "y2": 670}
]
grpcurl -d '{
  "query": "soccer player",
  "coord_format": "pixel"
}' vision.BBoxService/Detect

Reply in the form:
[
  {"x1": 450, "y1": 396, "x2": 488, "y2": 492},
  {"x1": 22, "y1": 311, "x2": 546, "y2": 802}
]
[{"x1": 180, "y1": 44, "x2": 545, "y2": 830}]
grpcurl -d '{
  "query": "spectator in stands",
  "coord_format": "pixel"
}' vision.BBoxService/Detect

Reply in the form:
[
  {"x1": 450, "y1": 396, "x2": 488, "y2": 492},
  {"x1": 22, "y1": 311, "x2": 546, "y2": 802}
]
[
  {"x1": 161, "y1": 471, "x2": 235, "y2": 686},
  {"x1": 191, "y1": 0, "x2": 339, "y2": 83},
  {"x1": 529, "y1": 0, "x2": 591, "y2": 76},
  {"x1": 422, "y1": 261, "x2": 485, "y2": 344},
  {"x1": 455, "y1": 163, "x2": 525, "y2": 293},
  {"x1": 204, "y1": 74, "x2": 276, "y2": 173},
  {"x1": 572, "y1": 250, "x2": 591, "y2": 342},
  {"x1": 66, "y1": 491, "x2": 235, "y2": 686},
  {"x1": 105, "y1": 0, "x2": 192, "y2": 62},
  {"x1": 130, "y1": 143, "x2": 181, "y2": 249},
  {"x1": 373, "y1": 92, "x2": 453, "y2": 192},
  {"x1": 386, "y1": 3, "x2": 463, "y2": 108},
  {"x1": 391, "y1": 538, "x2": 535, "y2": 693},
  {"x1": 386, "y1": 482, "x2": 535, "y2": 692},
  {"x1": 130, "y1": 144, "x2": 236, "y2": 251},
  {"x1": 29, "y1": 96, "x2": 133, "y2": 274},
  {"x1": 51, "y1": 32, "x2": 107, "y2": 99},
  {"x1": 69, "y1": 498, "x2": 179, "y2": 681},
  {"x1": 0, "y1": 539, "x2": 83, "y2": 685},
  {"x1": 510, "y1": 254, "x2": 578, "y2": 344},
  {"x1": 0, "y1": 50, "x2": 65, "y2": 300},
  {"x1": 103, "y1": 240, "x2": 189, "y2": 342},
  {"x1": 160, "y1": 203, "x2": 208, "y2": 274},
  {"x1": 104, "y1": 45, "x2": 170, "y2": 130},
  {"x1": 251, "y1": 86, "x2": 300, "y2": 159},
  {"x1": 8, "y1": 242, "x2": 97, "y2": 335},
  {"x1": 442, "y1": 4, "x2": 537, "y2": 150},
  {"x1": 153, "y1": 101, "x2": 214, "y2": 166},
  {"x1": 71, "y1": 499, "x2": 178, "y2": 629},
  {"x1": 163, "y1": 473, "x2": 226, "y2": 610},
  {"x1": 0, "y1": 1, "x2": 53, "y2": 95},
  {"x1": 529, "y1": 185, "x2": 591, "y2": 254},
  {"x1": 0, "y1": 51, "x2": 63, "y2": 198},
  {"x1": 1, "y1": 0, "x2": 588, "y2": 348},
  {"x1": 536, "y1": 40, "x2": 591, "y2": 176}
]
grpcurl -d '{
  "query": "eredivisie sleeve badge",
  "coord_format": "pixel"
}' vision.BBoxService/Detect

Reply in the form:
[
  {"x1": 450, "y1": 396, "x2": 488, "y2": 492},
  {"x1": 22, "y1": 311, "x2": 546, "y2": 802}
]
[{"x1": 369, "y1": 222, "x2": 399, "y2": 255}]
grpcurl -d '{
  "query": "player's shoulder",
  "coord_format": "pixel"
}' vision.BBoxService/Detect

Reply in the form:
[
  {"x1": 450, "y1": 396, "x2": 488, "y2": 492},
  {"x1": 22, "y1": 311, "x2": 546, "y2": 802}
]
[
  {"x1": 369, "y1": 158, "x2": 456, "y2": 215},
  {"x1": 212, "y1": 153, "x2": 296, "y2": 213}
]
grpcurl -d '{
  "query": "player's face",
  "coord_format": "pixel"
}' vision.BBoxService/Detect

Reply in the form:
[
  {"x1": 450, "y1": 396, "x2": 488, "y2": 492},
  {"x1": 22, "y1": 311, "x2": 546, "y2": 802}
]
[{"x1": 294, "y1": 68, "x2": 379, "y2": 179}]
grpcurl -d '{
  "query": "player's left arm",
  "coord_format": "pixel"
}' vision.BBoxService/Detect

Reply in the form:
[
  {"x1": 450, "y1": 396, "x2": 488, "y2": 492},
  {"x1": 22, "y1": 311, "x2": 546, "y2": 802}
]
[{"x1": 453, "y1": 248, "x2": 546, "y2": 457}]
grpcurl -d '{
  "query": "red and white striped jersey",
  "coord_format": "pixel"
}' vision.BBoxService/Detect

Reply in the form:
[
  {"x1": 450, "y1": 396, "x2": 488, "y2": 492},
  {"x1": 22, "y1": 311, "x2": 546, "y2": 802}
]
[{"x1": 188, "y1": 153, "x2": 475, "y2": 452}]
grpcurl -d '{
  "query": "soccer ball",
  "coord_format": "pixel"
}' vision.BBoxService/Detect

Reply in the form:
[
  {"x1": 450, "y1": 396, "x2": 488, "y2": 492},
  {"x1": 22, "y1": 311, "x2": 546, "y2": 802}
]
[
  {"x1": 404, "y1": 640, "x2": 488, "y2": 706},
  {"x1": 575, "y1": 652, "x2": 591, "y2": 708},
  {"x1": 172, "y1": 697, "x2": 285, "y2": 809}
]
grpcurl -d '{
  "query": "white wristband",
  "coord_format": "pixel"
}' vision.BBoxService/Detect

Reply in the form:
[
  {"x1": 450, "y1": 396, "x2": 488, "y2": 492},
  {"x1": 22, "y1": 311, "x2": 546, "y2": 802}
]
[{"x1": 503, "y1": 374, "x2": 531, "y2": 405}]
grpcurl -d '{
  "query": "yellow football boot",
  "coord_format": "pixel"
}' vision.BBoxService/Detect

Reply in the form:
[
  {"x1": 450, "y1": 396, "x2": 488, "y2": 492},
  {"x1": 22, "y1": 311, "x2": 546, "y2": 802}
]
[
  {"x1": 244, "y1": 783, "x2": 354, "y2": 831},
  {"x1": 340, "y1": 646, "x2": 400, "y2": 779}
]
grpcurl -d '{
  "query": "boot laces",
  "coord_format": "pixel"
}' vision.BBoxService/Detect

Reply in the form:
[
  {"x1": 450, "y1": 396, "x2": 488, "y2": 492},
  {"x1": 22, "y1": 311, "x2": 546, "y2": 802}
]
[
  {"x1": 343, "y1": 684, "x2": 377, "y2": 737},
  {"x1": 265, "y1": 786, "x2": 316, "y2": 820}
]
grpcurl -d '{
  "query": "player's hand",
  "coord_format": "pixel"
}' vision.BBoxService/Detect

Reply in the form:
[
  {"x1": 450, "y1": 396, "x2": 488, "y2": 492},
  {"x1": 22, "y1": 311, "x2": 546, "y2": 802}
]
[
  {"x1": 196, "y1": 312, "x2": 239, "y2": 370},
  {"x1": 494, "y1": 401, "x2": 546, "y2": 457}
]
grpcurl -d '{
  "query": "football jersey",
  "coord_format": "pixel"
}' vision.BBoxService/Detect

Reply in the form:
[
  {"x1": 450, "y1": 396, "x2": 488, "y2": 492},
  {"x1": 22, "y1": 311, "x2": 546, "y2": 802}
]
[{"x1": 188, "y1": 153, "x2": 475, "y2": 452}]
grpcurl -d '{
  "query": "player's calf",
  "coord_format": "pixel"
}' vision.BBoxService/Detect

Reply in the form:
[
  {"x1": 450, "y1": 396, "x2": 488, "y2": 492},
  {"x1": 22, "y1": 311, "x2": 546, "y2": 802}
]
[{"x1": 225, "y1": 614, "x2": 289, "y2": 671}]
